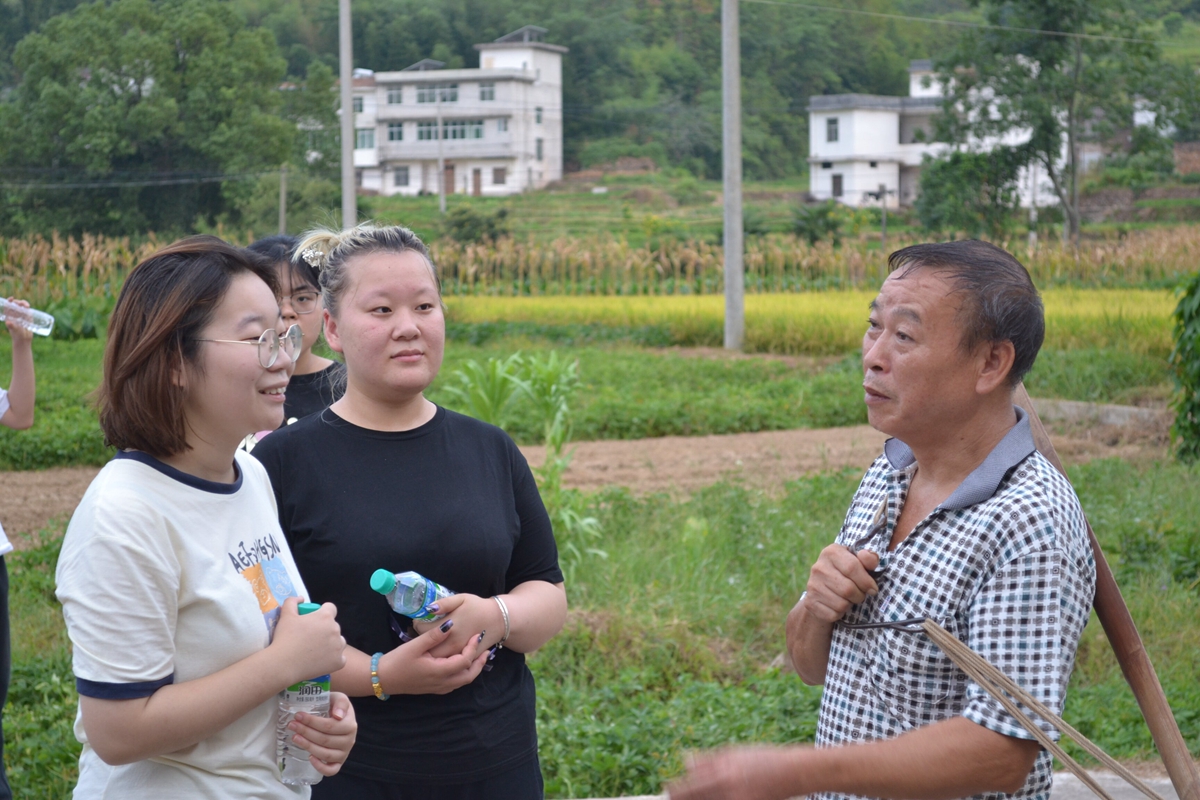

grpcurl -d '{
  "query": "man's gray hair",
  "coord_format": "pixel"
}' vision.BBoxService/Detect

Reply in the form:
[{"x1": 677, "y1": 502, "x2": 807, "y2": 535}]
[{"x1": 887, "y1": 240, "x2": 1044, "y2": 386}]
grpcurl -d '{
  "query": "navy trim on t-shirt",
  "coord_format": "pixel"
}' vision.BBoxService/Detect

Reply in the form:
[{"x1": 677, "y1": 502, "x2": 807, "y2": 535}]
[
  {"x1": 115, "y1": 450, "x2": 242, "y2": 494},
  {"x1": 76, "y1": 673, "x2": 175, "y2": 699}
]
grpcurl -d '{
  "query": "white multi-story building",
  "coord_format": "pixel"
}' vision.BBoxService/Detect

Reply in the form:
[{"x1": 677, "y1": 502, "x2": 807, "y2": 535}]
[
  {"x1": 808, "y1": 60, "x2": 1052, "y2": 209},
  {"x1": 352, "y1": 25, "x2": 567, "y2": 197}
]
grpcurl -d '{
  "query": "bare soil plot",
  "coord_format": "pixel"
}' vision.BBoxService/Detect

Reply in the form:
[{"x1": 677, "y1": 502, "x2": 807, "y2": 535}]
[{"x1": 0, "y1": 397, "x2": 1170, "y2": 546}]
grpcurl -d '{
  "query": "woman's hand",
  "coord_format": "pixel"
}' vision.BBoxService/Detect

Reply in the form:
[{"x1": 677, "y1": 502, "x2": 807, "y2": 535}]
[
  {"x1": 413, "y1": 593, "x2": 504, "y2": 659},
  {"x1": 270, "y1": 598, "x2": 347, "y2": 687},
  {"x1": 379, "y1": 617, "x2": 489, "y2": 696},
  {"x1": 3, "y1": 297, "x2": 34, "y2": 345},
  {"x1": 288, "y1": 692, "x2": 357, "y2": 777}
]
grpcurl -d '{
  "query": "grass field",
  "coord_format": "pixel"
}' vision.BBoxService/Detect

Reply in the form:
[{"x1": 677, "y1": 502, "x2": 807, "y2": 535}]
[
  {"x1": 0, "y1": 313, "x2": 1175, "y2": 469},
  {"x1": 7, "y1": 456, "x2": 1199, "y2": 798}
]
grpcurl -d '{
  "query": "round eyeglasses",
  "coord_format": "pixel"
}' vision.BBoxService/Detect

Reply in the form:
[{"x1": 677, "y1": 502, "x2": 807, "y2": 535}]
[
  {"x1": 280, "y1": 291, "x2": 320, "y2": 315},
  {"x1": 198, "y1": 324, "x2": 303, "y2": 368}
]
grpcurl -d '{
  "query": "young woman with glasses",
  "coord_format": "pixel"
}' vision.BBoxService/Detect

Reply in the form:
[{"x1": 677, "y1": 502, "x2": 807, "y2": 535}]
[
  {"x1": 250, "y1": 224, "x2": 567, "y2": 800},
  {"x1": 247, "y1": 235, "x2": 346, "y2": 424},
  {"x1": 55, "y1": 237, "x2": 361, "y2": 798}
]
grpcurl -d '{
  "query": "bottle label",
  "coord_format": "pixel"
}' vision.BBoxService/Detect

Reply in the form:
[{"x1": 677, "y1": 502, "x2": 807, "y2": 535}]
[{"x1": 284, "y1": 675, "x2": 331, "y2": 697}]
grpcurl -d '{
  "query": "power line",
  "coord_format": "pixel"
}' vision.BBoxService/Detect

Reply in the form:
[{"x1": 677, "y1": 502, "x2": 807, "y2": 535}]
[
  {"x1": 739, "y1": 0, "x2": 1172, "y2": 46},
  {"x1": 0, "y1": 170, "x2": 279, "y2": 190}
]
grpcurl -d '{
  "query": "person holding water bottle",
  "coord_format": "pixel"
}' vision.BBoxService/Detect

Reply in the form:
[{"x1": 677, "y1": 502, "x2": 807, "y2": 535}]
[
  {"x1": 251, "y1": 223, "x2": 567, "y2": 799},
  {"x1": 0, "y1": 296, "x2": 38, "y2": 800},
  {"x1": 54, "y1": 238, "x2": 359, "y2": 798}
]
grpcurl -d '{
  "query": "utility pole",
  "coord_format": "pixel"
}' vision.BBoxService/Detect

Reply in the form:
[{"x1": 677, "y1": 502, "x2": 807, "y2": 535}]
[
  {"x1": 1028, "y1": 163, "x2": 1038, "y2": 252},
  {"x1": 721, "y1": 0, "x2": 744, "y2": 351},
  {"x1": 278, "y1": 163, "x2": 288, "y2": 235},
  {"x1": 338, "y1": 0, "x2": 356, "y2": 229},
  {"x1": 437, "y1": 87, "x2": 446, "y2": 214},
  {"x1": 878, "y1": 182, "x2": 887, "y2": 254}
]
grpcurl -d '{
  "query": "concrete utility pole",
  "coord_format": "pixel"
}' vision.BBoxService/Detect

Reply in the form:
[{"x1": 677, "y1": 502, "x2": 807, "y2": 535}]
[
  {"x1": 339, "y1": 0, "x2": 356, "y2": 229},
  {"x1": 721, "y1": 0, "x2": 744, "y2": 351},
  {"x1": 278, "y1": 163, "x2": 288, "y2": 234}
]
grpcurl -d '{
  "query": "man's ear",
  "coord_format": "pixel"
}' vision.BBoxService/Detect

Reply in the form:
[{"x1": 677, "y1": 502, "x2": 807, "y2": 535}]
[
  {"x1": 976, "y1": 339, "x2": 1016, "y2": 395},
  {"x1": 323, "y1": 308, "x2": 344, "y2": 354}
]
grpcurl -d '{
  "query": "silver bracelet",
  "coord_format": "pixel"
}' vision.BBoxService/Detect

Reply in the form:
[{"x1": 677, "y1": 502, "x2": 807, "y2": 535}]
[{"x1": 491, "y1": 595, "x2": 510, "y2": 647}]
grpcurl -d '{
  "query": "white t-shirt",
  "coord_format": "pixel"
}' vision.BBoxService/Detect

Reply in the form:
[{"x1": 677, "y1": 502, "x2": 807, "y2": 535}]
[
  {"x1": 0, "y1": 386, "x2": 14, "y2": 556},
  {"x1": 56, "y1": 449, "x2": 311, "y2": 799}
]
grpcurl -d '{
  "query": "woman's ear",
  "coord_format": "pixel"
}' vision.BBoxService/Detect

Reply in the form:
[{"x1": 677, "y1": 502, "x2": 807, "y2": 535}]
[{"x1": 323, "y1": 308, "x2": 344, "y2": 354}]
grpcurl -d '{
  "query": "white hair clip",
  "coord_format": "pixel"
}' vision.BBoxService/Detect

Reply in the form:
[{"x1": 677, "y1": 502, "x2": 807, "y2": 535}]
[{"x1": 300, "y1": 247, "x2": 324, "y2": 269}]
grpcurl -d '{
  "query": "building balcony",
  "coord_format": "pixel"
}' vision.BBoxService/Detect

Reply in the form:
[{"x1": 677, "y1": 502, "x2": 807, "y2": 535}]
[{"x1": 377, "y1": 140, "x2": 518, "y2": 161}]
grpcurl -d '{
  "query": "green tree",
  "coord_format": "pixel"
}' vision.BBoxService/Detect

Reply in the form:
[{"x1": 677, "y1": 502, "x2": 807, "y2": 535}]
[
  {"x1": 0, "y1": 0, "x2": 293, "y2": 236},
  {"x1": 934, "y1": 0, "x2": 1165, "y2": 245},
  {"x1": 915, "y1": 148, "x2": 1023, "y2": 239}
]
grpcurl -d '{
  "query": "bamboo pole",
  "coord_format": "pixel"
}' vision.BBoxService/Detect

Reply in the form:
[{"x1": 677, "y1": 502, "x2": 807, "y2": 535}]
[{"x1": 1014, "y1": 384, "x2": 1200, "y2": 800}]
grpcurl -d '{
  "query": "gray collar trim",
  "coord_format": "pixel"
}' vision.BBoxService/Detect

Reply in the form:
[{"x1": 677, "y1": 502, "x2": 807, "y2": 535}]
[{"x1": 882, "y1": 406, "x2": 1036, "y2": 510}]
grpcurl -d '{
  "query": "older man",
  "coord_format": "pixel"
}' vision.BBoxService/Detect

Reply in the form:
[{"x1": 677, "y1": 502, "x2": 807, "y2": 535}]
[{"x1": 669, "y1": 241, "x2": 1096, "y2": 800}]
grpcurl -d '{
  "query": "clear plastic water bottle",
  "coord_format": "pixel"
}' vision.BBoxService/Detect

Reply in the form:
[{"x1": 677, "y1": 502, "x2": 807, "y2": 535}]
[
  {"x1": 370, "y1": 569, "x2": 455, "y2": 622},
  {"x1": 0, "y1": 299, "x2": 54, "y2": 337},
  {"x1": 277, "y1": 602, "x2": 330, "y2": 786}
]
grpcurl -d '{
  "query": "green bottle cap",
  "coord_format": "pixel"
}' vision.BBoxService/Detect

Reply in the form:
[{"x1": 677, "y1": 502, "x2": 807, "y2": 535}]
[
  {"x1": 370, "y1": 569, "x2": 396, "y2": 595},
  {"x1": 297, "y1": 602, "x2": 321, "y2": 615}
]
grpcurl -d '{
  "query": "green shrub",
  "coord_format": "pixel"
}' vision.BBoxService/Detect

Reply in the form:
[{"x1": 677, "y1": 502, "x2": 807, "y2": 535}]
[
  {"x1": 792, "y1": 200, "x2": 843, "y2": 246},
  {"x1": 442, "y1": 205, "x2": 511, "y2": 244},
  {"x1": 1172, "y1": 271, "x2": 1200, "y2": 460}
]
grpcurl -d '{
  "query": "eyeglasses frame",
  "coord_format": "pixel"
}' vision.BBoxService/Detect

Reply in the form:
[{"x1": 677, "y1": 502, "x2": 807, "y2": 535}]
[{"x1": 197, "y1": 323, "x2": 303, "y2": 369}]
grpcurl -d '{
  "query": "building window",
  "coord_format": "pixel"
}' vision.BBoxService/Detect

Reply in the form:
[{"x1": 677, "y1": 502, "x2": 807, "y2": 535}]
[
  {"x1": 417, "y1": 121, "x2": 438, "y2": 140},
  {"x1": 480, "y1": 82, "x2": 495, "y2": 101},
  {"x1": 352, "y1": 96, "x2": 364, "y2": 113},
  {"x1": 387, "y1": 123, "x2": 403, "y2": 142},
  {"x1": 394, "y1": 166, "x2": 409, "y2": 187},
  {"x1": 443, "y1": 120, "x2": 467, "y2": 140},
  {"x1": 832, "y1": 174, "x2": 843, "y2": 197},
  {"x1": 387, "y1": 87, "x2": 402, "y2": 105},
  {"x1": 821, "y1": 161, "x2": 833, "y2": 169},
  {"x1": 355, "y1": 127, "x2": 375, "y2": 149},
  {"x1": 493, "y1": 167, "x2": 507, "y2": 185},
  {"x1": 869, "y1": 161, "x2": 878, "y2": 168},
  {"x1": 355, "y1": 169, "x2": 363, "y2": 187},
  {"x1": 536, "y1": 106, "x2": 543, "y2": 124},
  {"x1": 467, "y1": 120, "x2": 484, "y2": 139},
  {"x1": 417, "y1": 83, "x2": 457, "y2": 103},
  {"x1": 826, "y1": 117, "x2": 838, "y2": 143},
  {"x1": 536, "y1": 138, "x2": 544, "y2": 161},
  {"x1": 497, "y1": 117, "x2": 508, "y2": 132}
]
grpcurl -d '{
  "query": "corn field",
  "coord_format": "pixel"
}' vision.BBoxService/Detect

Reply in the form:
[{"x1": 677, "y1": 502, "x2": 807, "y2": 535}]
[{"x1": 2, "y1": 228, "x2": 1197, "y2": 305}]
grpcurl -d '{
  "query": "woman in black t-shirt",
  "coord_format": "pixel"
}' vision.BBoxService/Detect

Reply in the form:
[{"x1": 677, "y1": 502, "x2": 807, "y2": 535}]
[
  {"x1": 246, "y1": 235, "x2": 346, "y2": 423},
  {"x1": 251, "y1": 224, "x2": 567, "y2": 800}
]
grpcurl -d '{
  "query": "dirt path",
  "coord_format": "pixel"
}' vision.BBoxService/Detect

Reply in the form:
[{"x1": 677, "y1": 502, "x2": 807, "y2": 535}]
[{"x1": 0, "y1": 417, "x2": 1169, "y2": 546}]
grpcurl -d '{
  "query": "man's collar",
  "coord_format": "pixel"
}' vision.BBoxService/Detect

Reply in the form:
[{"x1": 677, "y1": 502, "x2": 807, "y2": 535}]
[{"x1": 882, "y1": 406, "x2": 1036, "y2": 511}]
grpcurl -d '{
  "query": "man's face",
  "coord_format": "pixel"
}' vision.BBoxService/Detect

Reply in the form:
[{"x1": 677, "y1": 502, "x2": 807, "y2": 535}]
[{"x1": 862, "y1": 268, "x2": 984, "y2": 445}]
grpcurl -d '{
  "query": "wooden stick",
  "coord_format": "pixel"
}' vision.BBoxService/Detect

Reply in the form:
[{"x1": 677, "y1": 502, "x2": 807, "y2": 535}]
[{"x1": 1014, "y1": 384, "x2": 1200, "y2": 800}]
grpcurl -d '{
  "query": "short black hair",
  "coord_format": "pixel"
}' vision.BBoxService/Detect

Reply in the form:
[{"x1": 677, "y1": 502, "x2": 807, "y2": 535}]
[
  {"x1": 246, "y1": 234, "x2": 318, "y2": 290},
  {"x1": 887, "y1": 240, "x2": 1044, "y2": 386}
]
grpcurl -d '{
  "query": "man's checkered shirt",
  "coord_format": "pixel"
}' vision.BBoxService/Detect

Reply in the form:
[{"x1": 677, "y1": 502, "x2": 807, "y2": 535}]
[{"x1": 813, "y1": 408, "x2": 1096, "y2": 800}]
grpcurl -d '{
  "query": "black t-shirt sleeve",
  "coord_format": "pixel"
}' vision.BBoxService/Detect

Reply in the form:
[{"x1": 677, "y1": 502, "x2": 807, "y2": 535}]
[
  {"x1": 249, "y1": 431, "x2": 288, "y2": 535},
  {"x1": 504, "y1": 441, "x2": 564, "y2": 589}
]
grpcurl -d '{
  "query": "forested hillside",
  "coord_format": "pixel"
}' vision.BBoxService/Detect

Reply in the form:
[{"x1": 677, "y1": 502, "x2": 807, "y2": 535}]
[{"x1": 3, "y1": 0, "x2": 977, "y2": 180}]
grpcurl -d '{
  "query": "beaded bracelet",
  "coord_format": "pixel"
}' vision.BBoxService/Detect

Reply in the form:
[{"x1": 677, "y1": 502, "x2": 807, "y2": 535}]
[
  {"x1": 370, "y1": 652, "x2": 390, "y2": 700},
  {"x1": 491, "y1": 595, "x2": 510, "y2": 648}
]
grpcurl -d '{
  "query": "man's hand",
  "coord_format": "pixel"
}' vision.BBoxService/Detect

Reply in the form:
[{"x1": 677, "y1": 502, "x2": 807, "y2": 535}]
[
  {"x1": 666, "y1": 745, "x2": 807, "y2": 800},
  {"x1": 803, "y1": 544, "x2": 880, "y2": 624}
]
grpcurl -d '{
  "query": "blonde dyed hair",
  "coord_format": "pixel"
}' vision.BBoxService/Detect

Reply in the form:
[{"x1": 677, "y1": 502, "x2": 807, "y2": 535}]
[{"x1": 294, "y1": 222, "x2": 441, "y2": 317}]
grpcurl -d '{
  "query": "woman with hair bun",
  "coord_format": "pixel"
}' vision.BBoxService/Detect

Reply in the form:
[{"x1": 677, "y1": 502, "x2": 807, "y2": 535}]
[
  {"x1": 246, "y1": 234, "x2": 345, "y2": 424},
  {"x1": 251, "y1": 223, "x2": 567, "y2": 799},
  {"x1": 55, "y1": 236, "x2": 360, "y2": 798}
]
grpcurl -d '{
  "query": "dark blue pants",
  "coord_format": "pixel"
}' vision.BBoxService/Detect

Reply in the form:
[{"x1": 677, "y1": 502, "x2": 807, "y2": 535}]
[{"x1": 311, "y1": 755, "x2": 543, "y2": 800}]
